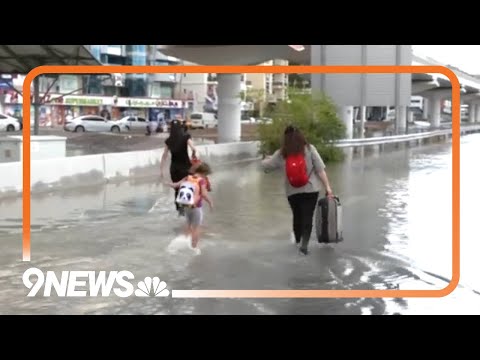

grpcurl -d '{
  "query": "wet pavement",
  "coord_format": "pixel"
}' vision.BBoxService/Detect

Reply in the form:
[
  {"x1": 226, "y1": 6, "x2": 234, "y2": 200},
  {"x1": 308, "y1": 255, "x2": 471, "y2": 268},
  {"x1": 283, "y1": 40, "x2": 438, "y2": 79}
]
[{"x1": 0, "y1": 134, "x2": 478, "y2": 314}]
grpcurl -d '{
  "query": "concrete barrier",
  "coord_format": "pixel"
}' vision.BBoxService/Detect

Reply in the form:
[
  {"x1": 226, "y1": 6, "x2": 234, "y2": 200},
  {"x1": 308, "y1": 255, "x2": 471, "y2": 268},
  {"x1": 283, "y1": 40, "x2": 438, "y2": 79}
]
[
  {"x1": 198, "y1": 141, "x2": 260, "y2": 164},
  {"x1": 103, "y1": 149, "x2": 163, "y2": 181},
  {"x1": 0, "y1": 161, "x2": 23, "y2": 194},
  {"x1": 1, "y1": 124, "x2": 477, "y2": 198},
  {"x1": 31, "y1": 154, "x2": 106, "y2": 192},
  {"x1": 0, "y1": 141, "x2": 261, "y2": 198}
]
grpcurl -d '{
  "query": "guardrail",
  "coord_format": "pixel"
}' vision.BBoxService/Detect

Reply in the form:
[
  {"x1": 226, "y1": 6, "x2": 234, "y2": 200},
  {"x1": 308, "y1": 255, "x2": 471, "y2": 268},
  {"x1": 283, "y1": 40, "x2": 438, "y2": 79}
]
[{"x1": 334, "y1": 124, "x2": 480, "y2": 148}]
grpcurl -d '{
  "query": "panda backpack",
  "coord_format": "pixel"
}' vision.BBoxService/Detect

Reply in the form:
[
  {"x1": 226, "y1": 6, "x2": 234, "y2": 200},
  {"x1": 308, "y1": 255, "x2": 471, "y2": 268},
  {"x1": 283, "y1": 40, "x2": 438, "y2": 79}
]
[{"x1": 176, "y1": 175, "x2": 201, "y2": 208}]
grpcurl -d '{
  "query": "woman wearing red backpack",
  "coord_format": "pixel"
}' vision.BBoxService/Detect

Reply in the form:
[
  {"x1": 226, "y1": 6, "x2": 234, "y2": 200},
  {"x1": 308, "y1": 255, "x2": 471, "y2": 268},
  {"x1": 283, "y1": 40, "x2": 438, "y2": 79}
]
[{"x1": 261, "y1": 125, "x2": 334, "y2": 255}]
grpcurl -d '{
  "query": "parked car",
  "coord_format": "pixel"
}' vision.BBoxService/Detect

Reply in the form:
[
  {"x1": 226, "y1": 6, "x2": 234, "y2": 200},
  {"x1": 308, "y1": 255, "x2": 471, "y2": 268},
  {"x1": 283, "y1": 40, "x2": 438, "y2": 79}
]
[
  {"x1": 0, "y1": 113, "x2": 21, "y2": 132},
  {"x1": 113, "y1": 116, "x2": 149, "y2": 132},
  {"x1": 256, "y1": 117, "x2": 273, "y2": 124},
  {"x1": 64, "y1": 115, "x2": 127, "y2": 133},
  {"x1": 18, "y1": 117, "x2": 35, "y2": 130},
  {"x1": 189, "y1": 112, "x2": 218, "y2": 129}
]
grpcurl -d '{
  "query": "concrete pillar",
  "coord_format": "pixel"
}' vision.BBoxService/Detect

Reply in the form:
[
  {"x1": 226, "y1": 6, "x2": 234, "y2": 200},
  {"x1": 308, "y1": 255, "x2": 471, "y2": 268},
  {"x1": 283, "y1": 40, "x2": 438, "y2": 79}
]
[
  {"x1": 408, "y1": 108, "x2": 414, "y2": 123},
  {"x1": 475, "y1": 104, "x2": 480, "y2": 123},
  {"x1": 428, "y1": 96, "x2": 442, "y2": 128},
  {"x1": 422, "y1": 98, "x2": 429, "y2": 120},
  {"x1": 217, "y1": 73, "x2": 242, "y2": 143},
  {"x1": 407, "y1": 108, "x2": 414, "y2": 134},
  {"x1": 343, "y1": 147, "x2": 354, "y2": 164},
  {"x1": 272, "y1": 59, "x2": 287, "y2": 101},
  {"x1": 468, "y1": 103, "x2": 476, "y2": 123},
  {"x1": 395, "y1": 105, "x2": 407, "y2": 134},
  {"x1": 360, "y1": 106, "x2": 367, "y2": 138},
  {"x1": 339, "y1": 105, "x2": 354, "y2": 139}
]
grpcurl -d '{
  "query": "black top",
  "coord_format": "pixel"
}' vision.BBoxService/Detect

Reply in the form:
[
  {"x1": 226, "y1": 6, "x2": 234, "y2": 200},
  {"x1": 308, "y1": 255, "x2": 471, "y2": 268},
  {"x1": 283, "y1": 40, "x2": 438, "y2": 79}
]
[{"x1": 165, "y1": 133, "x2": 192, "y2": 170}]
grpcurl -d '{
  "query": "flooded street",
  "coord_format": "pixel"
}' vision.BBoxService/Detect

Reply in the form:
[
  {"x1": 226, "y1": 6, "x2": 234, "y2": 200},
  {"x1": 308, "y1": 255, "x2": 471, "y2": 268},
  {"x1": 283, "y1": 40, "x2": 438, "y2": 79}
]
[{"x1": 0, "y1": 134, "x2": 478, "y2": 314}]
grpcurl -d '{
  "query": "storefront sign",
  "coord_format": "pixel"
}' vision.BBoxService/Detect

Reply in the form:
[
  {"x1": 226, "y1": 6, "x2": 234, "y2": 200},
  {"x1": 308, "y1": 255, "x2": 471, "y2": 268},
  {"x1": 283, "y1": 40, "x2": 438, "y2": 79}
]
[
  {"x1": 4, "y1": 93, "x2": 185, "y2": 109},
  {"x1": 120, "y1": 98, "x2": 184, "y2": 108},
  {"x1": 64, "y1": 97, "x2": 104, "y2": 106}
]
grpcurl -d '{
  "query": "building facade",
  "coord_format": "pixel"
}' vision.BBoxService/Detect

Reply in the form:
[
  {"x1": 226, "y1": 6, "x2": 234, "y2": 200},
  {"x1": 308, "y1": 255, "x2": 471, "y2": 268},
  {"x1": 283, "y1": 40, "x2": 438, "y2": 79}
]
[
  {"x1": 0, "y1": 45, "x2": 188, "y2": 126},
  {"x1": 1, "y1": 48, "x2": 290, "y2": 125},
  {"x1": 180, "y1": 59, "x2": 289, "y2": 114},
  {"x1": 246, "y1": 59, "x2": 289, "y2": 103}
]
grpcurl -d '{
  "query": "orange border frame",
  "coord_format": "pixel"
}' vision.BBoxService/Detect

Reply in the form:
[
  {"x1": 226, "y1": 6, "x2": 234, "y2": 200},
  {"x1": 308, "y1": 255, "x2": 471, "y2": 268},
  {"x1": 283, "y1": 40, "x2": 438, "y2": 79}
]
[{"x1": 22, "y1": 65, "x2": 460, "y2": 299}]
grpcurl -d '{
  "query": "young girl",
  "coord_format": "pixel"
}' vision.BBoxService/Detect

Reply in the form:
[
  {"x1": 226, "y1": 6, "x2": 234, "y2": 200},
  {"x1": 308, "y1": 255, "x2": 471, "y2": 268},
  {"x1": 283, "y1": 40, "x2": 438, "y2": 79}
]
[{"x1": 166, "y1": 162, "x2": 213, "y2": 250}]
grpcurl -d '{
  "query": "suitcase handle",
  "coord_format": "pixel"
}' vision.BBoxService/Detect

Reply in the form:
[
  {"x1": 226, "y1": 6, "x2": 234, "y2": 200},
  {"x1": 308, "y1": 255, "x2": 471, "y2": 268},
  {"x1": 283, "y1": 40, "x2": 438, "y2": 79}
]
[{"x1": 325, "y1": 193, "x2": 340, "y2": 203}]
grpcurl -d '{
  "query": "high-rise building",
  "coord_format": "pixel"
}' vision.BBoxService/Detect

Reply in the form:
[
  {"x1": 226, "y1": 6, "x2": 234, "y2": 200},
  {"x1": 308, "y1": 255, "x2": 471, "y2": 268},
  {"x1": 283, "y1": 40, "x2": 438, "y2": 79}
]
[
  {"x1": 86, "y1": 45, "x2": 180, "y2": 98},
  {"x1": 245, "y1": 59, "x2": 289, "y2": 103}
]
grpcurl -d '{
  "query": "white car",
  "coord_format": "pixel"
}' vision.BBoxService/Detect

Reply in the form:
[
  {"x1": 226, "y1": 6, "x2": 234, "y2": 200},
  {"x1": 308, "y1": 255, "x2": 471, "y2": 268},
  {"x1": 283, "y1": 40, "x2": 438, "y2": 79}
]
[
  {"x1": 257, "y1": 117, "x2": 273, "y2": 124},
  {"x1": 0, "y1": 113, "x2": 21, "y2": 132},
  {"x1": 64, "y1": 115, "x2": 128, "y2": 133},
  {"x1": 241, "y1": 115, "x2": 256, "y2": 124},
  {"x1": 113, "y1": 116, "x2": 149, "y2": 132},
  {"x1": 190, "y1": 112, "x2": 218, "y2": 129}
]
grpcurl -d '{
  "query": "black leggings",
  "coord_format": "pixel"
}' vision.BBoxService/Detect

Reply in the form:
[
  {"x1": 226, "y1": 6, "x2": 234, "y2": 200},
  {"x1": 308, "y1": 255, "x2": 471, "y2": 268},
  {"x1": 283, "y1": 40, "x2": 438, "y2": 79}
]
[
  {"x1": 287, "y1": 192, "x2": 319, "y2": 246},
  {"x1": 170, "y1": 167, "x2": 190, "y2": 211}
]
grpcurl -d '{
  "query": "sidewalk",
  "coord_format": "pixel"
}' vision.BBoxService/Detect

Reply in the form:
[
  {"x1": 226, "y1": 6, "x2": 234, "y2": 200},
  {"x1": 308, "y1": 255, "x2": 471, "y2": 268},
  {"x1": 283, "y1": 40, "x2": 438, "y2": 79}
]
[{"x1": 29, "y1": 124, "x2": 260, "y2": 156}]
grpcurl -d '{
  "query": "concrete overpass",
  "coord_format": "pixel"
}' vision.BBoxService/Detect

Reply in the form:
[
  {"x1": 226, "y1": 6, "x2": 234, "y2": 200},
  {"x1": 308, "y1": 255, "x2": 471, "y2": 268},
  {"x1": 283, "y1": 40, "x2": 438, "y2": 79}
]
[
  {"x1": 411, "y1": 54, "x2": 480, "y2": 126},
  {"x1": 158, "y1": 45, "x2": 480, "y2": 141}
]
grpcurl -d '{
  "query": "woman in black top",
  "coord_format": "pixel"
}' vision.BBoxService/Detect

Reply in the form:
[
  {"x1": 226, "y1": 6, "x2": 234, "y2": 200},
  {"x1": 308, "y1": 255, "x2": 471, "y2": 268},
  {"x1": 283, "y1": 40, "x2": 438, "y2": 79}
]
[{"x1": 160, "y1": 120, "x2": 197, "y2": 215}]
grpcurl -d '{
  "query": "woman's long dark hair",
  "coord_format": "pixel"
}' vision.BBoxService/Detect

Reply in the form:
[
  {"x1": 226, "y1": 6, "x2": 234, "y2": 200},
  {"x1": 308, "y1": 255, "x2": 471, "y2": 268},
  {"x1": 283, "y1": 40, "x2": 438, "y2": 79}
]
[
  {"x1": 166, "y1": 120, "x2": 185, "y2": 153},
  {"x1": 280, "y1": 125, "x2": 308, "y2": 158}
]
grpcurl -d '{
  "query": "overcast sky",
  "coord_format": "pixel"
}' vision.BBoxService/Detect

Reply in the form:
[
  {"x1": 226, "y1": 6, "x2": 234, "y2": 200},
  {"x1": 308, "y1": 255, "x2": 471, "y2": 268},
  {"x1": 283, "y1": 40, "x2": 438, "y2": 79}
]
[{"x1": 412, "y1": 45, "x2": 480, "y2": 74}]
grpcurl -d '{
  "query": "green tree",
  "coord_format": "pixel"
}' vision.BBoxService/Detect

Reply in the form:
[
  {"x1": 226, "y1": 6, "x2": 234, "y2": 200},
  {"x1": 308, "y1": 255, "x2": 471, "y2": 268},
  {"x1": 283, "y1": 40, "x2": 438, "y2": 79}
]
[
  {"x1": 258, "y1": 88, "x2": 346, "y2": 163},
  {"x1": 239, "y1": 88, "x2": 267, "y2": 118}
]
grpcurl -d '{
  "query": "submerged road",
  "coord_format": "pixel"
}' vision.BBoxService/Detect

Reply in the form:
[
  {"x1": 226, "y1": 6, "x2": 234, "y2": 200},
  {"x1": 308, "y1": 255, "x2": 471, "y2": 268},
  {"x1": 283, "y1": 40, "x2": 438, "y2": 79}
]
[{"x1": 0, "y1": 134, "x2": 478, "y2": 314}]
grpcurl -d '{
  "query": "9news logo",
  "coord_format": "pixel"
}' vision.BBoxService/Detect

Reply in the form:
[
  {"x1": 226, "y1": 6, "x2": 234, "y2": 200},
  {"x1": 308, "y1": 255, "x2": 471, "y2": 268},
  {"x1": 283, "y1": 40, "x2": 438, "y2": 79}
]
[{"x1": 22, "y1": 267, "x2": 170, "y2": 298}]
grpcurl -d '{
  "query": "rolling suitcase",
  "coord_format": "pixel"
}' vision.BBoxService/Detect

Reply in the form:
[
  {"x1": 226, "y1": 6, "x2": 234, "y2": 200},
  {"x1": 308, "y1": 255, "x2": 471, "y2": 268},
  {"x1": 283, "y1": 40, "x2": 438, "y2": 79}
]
[{"x1": 315, "y1": 195, "x2": 344, "y2": 243}]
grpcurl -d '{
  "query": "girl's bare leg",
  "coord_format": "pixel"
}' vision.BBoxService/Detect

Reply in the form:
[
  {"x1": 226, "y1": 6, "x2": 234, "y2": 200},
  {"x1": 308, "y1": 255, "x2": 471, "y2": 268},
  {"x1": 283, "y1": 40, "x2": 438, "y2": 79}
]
[
  {"x1": 183, "y1": 224, "x2": 191, "y2": 237},
  {"x1": 191, "y1": 226, "x2": 201, "y2": 248}
]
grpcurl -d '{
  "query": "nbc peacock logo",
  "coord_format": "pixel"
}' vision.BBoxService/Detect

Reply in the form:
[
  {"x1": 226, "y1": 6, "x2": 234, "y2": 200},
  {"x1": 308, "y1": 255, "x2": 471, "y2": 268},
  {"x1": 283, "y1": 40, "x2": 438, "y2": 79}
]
[{"x1": 134, "y1": 277, "x2": 170, "y2": 297}]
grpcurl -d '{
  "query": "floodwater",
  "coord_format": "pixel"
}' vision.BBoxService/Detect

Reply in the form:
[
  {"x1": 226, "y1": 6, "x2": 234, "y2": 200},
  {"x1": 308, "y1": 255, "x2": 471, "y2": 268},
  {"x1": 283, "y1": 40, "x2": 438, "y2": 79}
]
[{"x1": 0, "y1": 134, "x2": 478, "y2": 314}]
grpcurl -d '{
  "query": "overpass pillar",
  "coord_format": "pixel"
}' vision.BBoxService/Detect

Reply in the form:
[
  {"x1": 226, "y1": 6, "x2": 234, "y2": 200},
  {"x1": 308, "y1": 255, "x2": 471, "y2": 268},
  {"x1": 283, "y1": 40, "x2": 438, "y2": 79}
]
[
  {"x1": 360, "y1": 106, "x2": 367, "y2": 138},
  {"x1": 476, "y1": 104, "x2": 480, "y2": 123},
  {"x1": 408, "y1": 107, "x2": 414, "y2": 129},
  {"x1": 422, "y1": 98, "x2": 429, "y2": 120},
  {"x1": 217, "y1": 73, "x2": 242, "y2": 143},
  {"x1": 428, "y1": 96, "x2": 442, "y2": 128},
  {"x1": 338, "y1": 106, "x2": 354, "y2": 139},
  {"x1": 272, "y1": 59, "x2": 288, "y2": 101},
  {"x1": 395, "y1": 105, "x2": 407, "y2": 134},
  {"x1": 468, "y1": 103, "x2": 476, "y2": 124}
]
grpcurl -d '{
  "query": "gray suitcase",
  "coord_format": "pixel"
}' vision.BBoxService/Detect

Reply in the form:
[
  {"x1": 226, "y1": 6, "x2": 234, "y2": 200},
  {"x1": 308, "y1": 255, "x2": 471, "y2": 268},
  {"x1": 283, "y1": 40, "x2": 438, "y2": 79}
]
[{"x1": 315, "y1": 196, "x2": 344, "y2": 243}]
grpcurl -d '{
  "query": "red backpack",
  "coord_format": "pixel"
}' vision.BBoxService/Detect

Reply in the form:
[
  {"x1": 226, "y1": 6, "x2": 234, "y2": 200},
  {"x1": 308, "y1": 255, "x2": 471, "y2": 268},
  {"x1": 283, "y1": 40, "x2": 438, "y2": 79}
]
[{"x1": 285, "y1": 153, "x2": 310, "y2": 188}]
